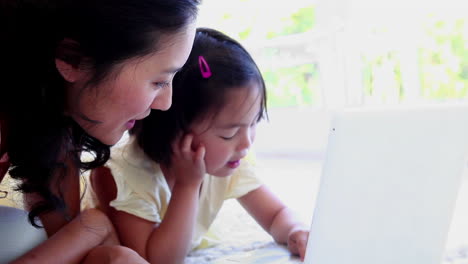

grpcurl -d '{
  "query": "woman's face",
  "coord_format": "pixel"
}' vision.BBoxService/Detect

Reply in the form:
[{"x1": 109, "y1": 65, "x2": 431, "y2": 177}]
[{"x1": 67, "y1": 23, "x2": 196, "y2": 145}]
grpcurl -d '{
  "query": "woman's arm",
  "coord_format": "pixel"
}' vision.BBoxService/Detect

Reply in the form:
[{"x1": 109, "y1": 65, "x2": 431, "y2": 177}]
[
  {"x1": 11, "y1": 208, "x2": 144, "y2": 264},
  {"x1": 12, "y1": 208, "x2": 149, "y2": 264},
  {"x1": 0, "y1": 118, "x2": 79, "y2": 235},
  {"x1": 0, "y1": 119, "x2": 143, "y2": 263},
  {"x1": 22, "y1": 158, "x2": 82, "y2": 237},
  {"x1": 237, "y1": 185, "x2": 309, "y2": 260},
  {"x1": 11, "y1": 162, "x2": 148, "y2": 264}
]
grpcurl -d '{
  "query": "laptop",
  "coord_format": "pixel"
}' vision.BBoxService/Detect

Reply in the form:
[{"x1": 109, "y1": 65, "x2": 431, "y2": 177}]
[{"x1": 303, "y1": 104, "x2": 468, "y2": 264}]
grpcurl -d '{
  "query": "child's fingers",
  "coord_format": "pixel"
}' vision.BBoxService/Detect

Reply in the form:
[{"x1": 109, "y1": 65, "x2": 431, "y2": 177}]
[
  {"x1": 195, "y1": 144, "x2": 206, "y2": 164},
  {"x1": 180, "y1": 134, "x2": 193, "y2": 155},
  {"x1": 171, "y1": 133, "x2": 184, "y2": 155},
  {"x1": 296, "y1": 233, "x2": 308, "y2": 261},
  {"x1": 288, "y1": 230, "x2": 309, "y2": 261},
  {"x1": 288, "y1": 240, "x2": 301, "y2": 261}
]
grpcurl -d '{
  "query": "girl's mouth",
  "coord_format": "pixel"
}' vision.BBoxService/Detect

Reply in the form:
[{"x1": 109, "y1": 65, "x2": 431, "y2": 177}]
[{"x1": 227, "y1": 160, "x2": 240, "y2": 169}]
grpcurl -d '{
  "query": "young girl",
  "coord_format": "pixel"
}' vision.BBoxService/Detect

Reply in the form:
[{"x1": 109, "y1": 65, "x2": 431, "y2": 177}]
[{"x1": 89, "y1": 28, "x2": 309, "y2": 264}]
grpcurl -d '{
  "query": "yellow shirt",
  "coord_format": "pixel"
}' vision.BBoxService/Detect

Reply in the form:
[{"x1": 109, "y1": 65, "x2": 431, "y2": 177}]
[{"x1": 84, "y1": 135, "x2": 262, "y2": 250}]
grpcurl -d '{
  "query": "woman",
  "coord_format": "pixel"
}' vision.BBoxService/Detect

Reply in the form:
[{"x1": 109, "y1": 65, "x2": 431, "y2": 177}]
[{"x1": 0, "y1": 0, "x2": 199, "y2": 262}]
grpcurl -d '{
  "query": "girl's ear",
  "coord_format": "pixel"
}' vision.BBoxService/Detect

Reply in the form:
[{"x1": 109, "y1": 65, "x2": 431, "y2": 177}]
[
  {"x1": 55, "y1": 58, "x2": 81, "y2": 83},
  {"x1": 55, "y1": 38, "x2": 87, "y2": 83}
]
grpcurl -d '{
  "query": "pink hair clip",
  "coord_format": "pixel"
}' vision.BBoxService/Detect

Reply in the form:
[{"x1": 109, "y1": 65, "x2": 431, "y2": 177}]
[{"x1": 198, "y1": 55, "x2": 212, "y2": 79}]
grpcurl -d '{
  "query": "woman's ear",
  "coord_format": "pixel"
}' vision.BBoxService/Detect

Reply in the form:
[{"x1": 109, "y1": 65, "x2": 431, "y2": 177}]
[{"x1": 55, "y1": 38, "x2": 87, "y2": 83}]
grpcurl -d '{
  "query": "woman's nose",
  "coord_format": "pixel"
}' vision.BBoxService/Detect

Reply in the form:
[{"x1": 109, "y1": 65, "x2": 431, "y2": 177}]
[{"x1": 150, "y1": 86, "x2": 172, "y2": 111}]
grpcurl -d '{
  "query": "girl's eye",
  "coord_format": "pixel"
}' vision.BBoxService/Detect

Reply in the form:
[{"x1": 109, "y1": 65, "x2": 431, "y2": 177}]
[
  {"x1": 220, "y1": 134, "x2": 235, "y2": 140},
  {"x1": 218, "y1": 127, "x2": 239, "y2": 140}
]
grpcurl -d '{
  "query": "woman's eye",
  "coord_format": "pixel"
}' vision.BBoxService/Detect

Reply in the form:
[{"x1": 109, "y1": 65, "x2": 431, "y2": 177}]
[{"x1": 154, "y1": 82, "x2": 170, "y2": 89}]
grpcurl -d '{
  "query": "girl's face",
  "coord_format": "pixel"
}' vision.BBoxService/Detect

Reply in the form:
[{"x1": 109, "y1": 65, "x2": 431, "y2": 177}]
[
  {"x1": 190, "y1": 83, "x2": 262, "y2": 177},
  {"x1": 67, "y1": 23, "x2": 197, "y2": 145}
]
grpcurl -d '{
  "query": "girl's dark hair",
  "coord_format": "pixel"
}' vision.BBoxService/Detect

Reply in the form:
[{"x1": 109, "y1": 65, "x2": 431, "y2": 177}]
[
  {"x1": 133, "y1": 27, "x2": 268, "y2": 165},
  {"x1": 0, "y1": 0, "x2": 199, "y2": 226}
]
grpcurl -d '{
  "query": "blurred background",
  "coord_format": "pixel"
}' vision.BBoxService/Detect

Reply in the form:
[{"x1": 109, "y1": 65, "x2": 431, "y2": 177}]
[
  {"x1": 192, "y1": 0, "x2": 468, "y2": 262},
  {"x1": 197, "y1": 0, "x2": 468, "y2": 154},
  {"x1": 199, "y1": 0, "x2": 468, "y2": 109}
]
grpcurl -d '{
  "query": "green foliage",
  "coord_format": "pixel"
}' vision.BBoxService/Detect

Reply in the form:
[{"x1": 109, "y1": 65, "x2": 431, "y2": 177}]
[
  {"x1": 198, "y1": 2, "x2": 318, "y2": 108},
  {"x1": 360, "y1": 15, "x2": 468, "y2": 102},
  {"x1": 201, "y1": 2, "x2": 468, "y2": 106},
  {"x1": 215, "y1": 3, "x2": 316, "y2": 41},
  {"x1": 419, "y1": 17, "x2": 468, "y2": 99},
  {"x1": 362, "y1": 52, "x2": 404, "y2": 100},
  {"x1": 266, "y1": 6, "x2": 316, "y2": 39},
  {"x1": 263, "y1": 64, "x2": 318, "y2": 108}
]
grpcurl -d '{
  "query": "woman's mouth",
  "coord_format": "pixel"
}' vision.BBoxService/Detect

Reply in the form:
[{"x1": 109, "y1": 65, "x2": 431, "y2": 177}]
[{"x1": 125, "y1": 120, "x2": 136, "y2": 129}]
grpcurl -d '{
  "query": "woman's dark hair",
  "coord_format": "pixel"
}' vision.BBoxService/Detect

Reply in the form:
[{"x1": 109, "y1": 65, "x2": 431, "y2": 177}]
[
  {"x1": 0, "y1": 0, "x2": 199, "y2": 226},
  {"x1": 132, "y1": 27, "x2": 268, "y2": 166}
]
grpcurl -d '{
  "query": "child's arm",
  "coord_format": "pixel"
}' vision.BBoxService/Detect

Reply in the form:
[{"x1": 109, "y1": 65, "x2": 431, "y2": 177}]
[
  {"x1": 238, "y1": 185, "x2": 309, "y2": 260},
  {"x1": 110, "y1": 182, "x2": 202, "y2": 263},
  {"x1": 92, "y1": 134, "x2": 205, "y2": 264}
]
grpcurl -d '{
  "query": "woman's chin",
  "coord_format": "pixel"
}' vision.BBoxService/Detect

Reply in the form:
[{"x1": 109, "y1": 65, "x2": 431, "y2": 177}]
[{"x1": 93, "y1": 130, "x2": 125, "y2": 146}]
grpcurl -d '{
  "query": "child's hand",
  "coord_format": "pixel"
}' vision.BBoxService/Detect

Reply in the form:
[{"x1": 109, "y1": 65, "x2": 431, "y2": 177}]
[
  {"x1": 165, "y1": 133, "x2": 206, "y2": 188},
  {"x1": 287, "y1": 229, "x2": 309, "y2": 261}
]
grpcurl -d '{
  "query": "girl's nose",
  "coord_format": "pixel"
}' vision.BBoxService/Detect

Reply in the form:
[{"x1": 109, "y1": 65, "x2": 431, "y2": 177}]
[{"x1": 238, "y1": 130, "x2": 253, "y2": 152}]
